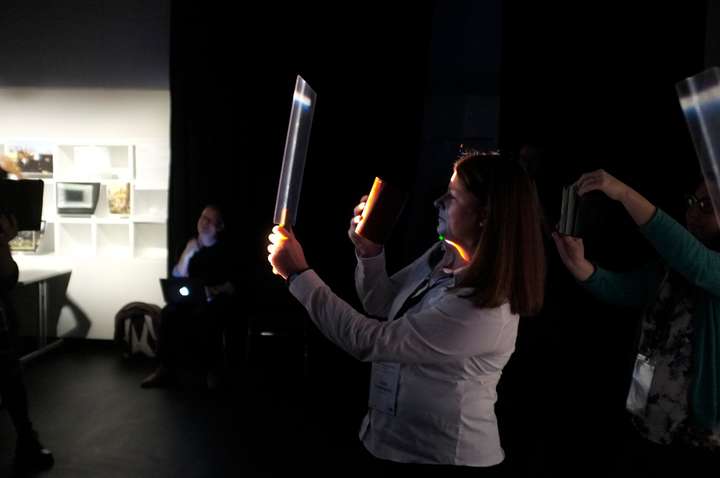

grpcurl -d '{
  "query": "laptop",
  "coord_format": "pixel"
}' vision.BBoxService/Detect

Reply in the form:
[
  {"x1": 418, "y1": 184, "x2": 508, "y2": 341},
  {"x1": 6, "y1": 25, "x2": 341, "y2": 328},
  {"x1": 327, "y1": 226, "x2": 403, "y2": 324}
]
[{"x1": 159, "y1": 278, "x2": 208, "y2": 305}]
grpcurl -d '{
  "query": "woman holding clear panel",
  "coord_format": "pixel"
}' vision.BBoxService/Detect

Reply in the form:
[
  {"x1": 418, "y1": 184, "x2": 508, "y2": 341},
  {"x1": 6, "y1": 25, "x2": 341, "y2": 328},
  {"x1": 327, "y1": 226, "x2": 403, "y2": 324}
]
[
  {"x1": 553, "y1": 170, "x2": 720, "y2": 474},
  {"x1": 268, "y1": 152, "x2": 546, "y2": 475}
]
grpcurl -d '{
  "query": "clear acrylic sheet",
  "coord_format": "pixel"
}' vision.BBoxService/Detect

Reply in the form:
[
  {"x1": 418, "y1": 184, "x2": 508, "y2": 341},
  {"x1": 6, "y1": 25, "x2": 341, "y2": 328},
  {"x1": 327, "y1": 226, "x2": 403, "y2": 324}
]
[
  {"x1": 273, "y1": 75, "x2": 317, "y2": 227},
  {"x1": 677, "y1": 67, "x2": 720, "y2": 224}
]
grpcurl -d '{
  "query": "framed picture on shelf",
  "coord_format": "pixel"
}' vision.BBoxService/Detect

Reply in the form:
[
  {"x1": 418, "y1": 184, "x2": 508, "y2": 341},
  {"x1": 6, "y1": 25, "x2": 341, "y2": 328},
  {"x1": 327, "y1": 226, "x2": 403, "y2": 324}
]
[
  {"x1": 9, "y1": 221, "x2": 45, "y2": 253},
  {"x1": 107, "y1": 182, "x2": 131, "y2": 215},
  {"x1": 56, "y1": 182, "x2": 100, "y2": 215},
  {"x1": 5, "y1": 142, "x2": 54, "y2": 178}
]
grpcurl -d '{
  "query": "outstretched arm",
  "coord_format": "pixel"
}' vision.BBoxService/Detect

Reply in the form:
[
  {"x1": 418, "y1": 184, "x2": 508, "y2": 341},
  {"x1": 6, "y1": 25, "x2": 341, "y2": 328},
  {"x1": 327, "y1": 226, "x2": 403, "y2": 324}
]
[
  {"x1": 575, "y1": 169, "x2": 655, "y2": 226},
  {"x1": 552, "y1": 231, "x2": 661, "y2": 307},
  {"x1": 290, "y1": 270, "x2": 513, "y2": 363},
  {"x1": 575, "y1": 169, "x2": 720, "y2": 296}
]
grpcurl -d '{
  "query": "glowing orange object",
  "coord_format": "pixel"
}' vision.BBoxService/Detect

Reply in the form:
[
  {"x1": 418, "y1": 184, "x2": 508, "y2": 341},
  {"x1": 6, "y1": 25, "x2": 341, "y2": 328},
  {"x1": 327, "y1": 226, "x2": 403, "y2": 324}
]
[
  {"x1": 355, "y1": 178, "x2": 383, "y2": 234},
  {"x1": 355, "y1": 177, "x2": 406, "y2": 244},
  {"x1": 443, "y1": 239, "x2": 471, "y2": 262},
  {"x1": 279, "y1": 208, "x2": 288, "y2": 228}
]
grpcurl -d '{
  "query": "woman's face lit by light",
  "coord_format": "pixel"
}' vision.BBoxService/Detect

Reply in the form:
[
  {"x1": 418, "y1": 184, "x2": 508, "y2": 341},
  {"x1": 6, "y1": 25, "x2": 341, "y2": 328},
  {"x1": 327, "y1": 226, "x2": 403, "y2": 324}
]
[{"x1": 434, "y1": 171, "x2": 482, "y2": 256}]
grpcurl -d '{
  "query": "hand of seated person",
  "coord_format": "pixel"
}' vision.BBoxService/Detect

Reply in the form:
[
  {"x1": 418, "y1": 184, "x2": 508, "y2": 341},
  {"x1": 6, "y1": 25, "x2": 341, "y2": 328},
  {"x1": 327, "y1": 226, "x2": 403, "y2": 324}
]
[{"x1": 183, "y1": 238, "x2": 200, "y2": 258}]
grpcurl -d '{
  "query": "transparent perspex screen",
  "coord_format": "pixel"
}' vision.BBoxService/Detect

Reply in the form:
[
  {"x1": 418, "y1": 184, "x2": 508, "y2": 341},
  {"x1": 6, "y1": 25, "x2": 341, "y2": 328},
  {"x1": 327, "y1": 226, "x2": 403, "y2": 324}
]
[
  {"x1": 677, "y1": 67, "x2": 720, "y2": 224},
  {"x1": 273, "y1": 75, "x2": 317, "y2": 227}
]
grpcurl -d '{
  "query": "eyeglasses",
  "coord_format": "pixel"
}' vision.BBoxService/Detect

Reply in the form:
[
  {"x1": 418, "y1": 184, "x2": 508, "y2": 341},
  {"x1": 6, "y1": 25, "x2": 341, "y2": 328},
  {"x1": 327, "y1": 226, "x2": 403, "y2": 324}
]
[{"x1": 685, "y1": 194, "x2": 714, "y2": 215}]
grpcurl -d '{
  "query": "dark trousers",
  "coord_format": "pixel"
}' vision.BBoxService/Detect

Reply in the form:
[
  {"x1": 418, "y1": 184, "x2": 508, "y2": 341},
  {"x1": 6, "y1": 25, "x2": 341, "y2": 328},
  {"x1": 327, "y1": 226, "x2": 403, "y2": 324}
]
[
  {"x1": 610, "y1": 417, "x2": 720, "y2": 478},
  {"x1": 156, "y1": 298, "x2": 232, "y2": 372},
  {"x1": 0, "y1": 307, "x2": 33, "y2": 440}
]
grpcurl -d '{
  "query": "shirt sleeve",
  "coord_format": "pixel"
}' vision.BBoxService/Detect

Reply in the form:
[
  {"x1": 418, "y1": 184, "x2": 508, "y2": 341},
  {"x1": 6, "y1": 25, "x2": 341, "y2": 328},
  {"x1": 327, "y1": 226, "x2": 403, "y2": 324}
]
[
  {"x1": 354, "y1": 250, "x2": 398, "y2": 317},
  {"x1": 354, "y1": 245, "x2": 438, "y2": 318},
  {"x1": 639, "y1": 208, "x2": 720, "y2": 297},
  {"x1": 292, "y1": 269, "x2": 515, "y2": 364},
  {"x1": 581, "y1": 261, "x2": 663, "y2": 308}
]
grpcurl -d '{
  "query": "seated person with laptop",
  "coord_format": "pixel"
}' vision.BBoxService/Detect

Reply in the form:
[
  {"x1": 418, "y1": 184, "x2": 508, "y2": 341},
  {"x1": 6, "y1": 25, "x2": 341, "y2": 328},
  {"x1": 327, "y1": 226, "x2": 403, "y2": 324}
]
[{"x1": 142, "y1": 204, "x2": 236, "y2": 389}]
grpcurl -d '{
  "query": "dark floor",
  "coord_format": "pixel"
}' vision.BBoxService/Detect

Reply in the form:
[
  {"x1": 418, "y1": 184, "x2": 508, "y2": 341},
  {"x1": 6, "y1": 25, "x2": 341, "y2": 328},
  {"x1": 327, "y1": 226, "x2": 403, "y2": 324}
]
[
  {"x1": 0, "y1": 337, "x2": 691, "y2": 477},
  {"x1": 0, "y1": 338, "x2": 369, "y2": 478}
]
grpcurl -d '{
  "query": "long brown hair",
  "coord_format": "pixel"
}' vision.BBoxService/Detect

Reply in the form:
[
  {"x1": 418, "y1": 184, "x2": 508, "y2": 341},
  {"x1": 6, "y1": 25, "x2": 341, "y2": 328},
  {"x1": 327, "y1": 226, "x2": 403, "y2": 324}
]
[{"x1": 453, "y1": 152, "x2": 546, "y2": 316}]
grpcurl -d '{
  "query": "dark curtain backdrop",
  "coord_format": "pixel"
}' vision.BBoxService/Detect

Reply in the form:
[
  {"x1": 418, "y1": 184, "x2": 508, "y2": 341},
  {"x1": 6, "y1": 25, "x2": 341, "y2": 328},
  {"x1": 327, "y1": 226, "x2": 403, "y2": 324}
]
[
  {"x1": 169, "y1": 0, "x2": 436, "y2": 455},
  {"x1": 169, "y1": 2, "x2": 434, "y2": 311},
  {"x1": 497, "y1": 2, "x2": 707, "y2": 474},
  {"x1": 170, "y1": 1, "x2": 709, "y2": 474}
]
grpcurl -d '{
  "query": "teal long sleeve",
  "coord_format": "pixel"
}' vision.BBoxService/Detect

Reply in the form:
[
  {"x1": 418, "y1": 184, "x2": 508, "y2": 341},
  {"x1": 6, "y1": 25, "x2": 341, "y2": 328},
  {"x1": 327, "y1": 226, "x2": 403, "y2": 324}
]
[
  {"x1": 638, "y1": 209, "x2": 720, "y2": 297},
  {"x1": 581, "y1": 260, "x2": 662, "y2": 308}
]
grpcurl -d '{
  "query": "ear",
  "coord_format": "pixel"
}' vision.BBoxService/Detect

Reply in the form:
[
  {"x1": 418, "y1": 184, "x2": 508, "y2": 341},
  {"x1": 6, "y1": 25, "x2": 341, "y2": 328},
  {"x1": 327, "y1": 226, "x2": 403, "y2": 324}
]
[{"x1": 477, "y1": 208, "x2": 489, "y2": 227}]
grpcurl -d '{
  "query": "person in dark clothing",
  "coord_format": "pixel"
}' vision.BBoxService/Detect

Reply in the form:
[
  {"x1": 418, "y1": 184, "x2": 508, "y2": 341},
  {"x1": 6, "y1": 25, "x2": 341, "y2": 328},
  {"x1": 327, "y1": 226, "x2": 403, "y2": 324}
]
[
  {"x1": 0, "y1": 213, "x2": 54, "y2": 471},
  {"x1": 141, "y1": 205, "x2": 236, "y2": 389}
]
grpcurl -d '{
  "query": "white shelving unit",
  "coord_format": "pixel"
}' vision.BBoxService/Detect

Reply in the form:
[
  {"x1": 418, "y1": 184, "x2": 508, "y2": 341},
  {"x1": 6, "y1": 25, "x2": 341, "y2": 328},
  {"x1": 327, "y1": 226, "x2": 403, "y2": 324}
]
[
  {"x1": 2, "y1": 139, "x2": 170, "y2": 340},
  {"x1": 2, "y1": 141, "x2": 169, "y2": 259}
]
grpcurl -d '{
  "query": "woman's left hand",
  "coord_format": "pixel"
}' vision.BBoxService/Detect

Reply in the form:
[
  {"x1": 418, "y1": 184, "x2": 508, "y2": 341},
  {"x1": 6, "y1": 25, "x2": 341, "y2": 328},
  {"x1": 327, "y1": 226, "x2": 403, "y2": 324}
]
[
  {"x1": 575, "y1": 169, "x2": 628, "y2": 201},
  {"x1": 267, "y1": 225, "x2": 309, "y2": 280}
]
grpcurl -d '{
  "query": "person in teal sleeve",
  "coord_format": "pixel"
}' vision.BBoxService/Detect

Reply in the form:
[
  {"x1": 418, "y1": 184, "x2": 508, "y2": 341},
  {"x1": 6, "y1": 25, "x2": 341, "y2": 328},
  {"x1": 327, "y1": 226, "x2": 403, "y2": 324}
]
[{"x1": 552, "y1": 169, "x2": 720, "y2": 474}]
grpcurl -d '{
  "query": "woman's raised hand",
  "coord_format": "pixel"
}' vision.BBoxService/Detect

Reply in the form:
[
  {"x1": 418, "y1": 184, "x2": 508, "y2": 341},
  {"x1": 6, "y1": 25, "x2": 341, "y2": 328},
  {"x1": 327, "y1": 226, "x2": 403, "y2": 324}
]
[
  {"x1": 267, "y1": 225, "x2": 309, "y2": 280},
  {"x1": 347, "y1": 195, "x2": 383, "y2": 258},
  {"x1": 575, "y1": 169, "x2": 628, "y2": 202},
  {"x1": 551, "y1": 230, "x2": 595, "y2": 281}
]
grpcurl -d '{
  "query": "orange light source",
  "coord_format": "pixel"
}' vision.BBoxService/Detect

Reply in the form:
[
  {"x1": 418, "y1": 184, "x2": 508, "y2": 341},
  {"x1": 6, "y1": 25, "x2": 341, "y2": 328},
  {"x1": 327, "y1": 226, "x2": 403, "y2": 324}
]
[
  {"x1": 354, "y1": 177, "x2": 407, "y2": 244},
  {"x1": 443, "y1": 239, "x2": 471, "y2": 262},
  {"x1": 355, "y1": 178, "x2": 384, "y2": 236}
]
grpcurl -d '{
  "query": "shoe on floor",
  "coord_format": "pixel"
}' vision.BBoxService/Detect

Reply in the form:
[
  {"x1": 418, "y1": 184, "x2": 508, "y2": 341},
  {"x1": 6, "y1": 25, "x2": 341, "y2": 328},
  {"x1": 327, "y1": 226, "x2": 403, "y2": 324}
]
[
  {"x1": 141, "y1": 366, "x2": 175, "y2": 389},
  {"x1": 15, "y1": 431, "x2": 54, "y2": 472}
]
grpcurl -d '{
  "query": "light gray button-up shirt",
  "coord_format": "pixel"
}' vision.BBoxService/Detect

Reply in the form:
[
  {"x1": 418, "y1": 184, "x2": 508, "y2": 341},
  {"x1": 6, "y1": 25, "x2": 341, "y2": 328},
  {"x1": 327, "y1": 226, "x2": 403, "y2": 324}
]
[{"x1": 289, "y1": 242, "x2": 519, "y2": 466}]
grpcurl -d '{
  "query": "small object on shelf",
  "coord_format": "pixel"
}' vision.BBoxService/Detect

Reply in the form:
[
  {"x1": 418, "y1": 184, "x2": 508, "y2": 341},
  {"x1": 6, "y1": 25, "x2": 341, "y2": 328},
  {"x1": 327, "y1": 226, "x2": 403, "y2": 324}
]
[
  {"x1": 5, "y1": 142, "x2": 54, "y2": 178},
  {"x1": 9, "y1": 230, "x2": 39, "y2": 252},
  {"x1": 107, "y1": 182, "x2": 131, "y2": 215},
  {"x1": 56, "y1": 182, "x2": 100, "y2": 215},
  {"x1": 9, "y1": 221, "x2": 45, "y2": 252}
]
